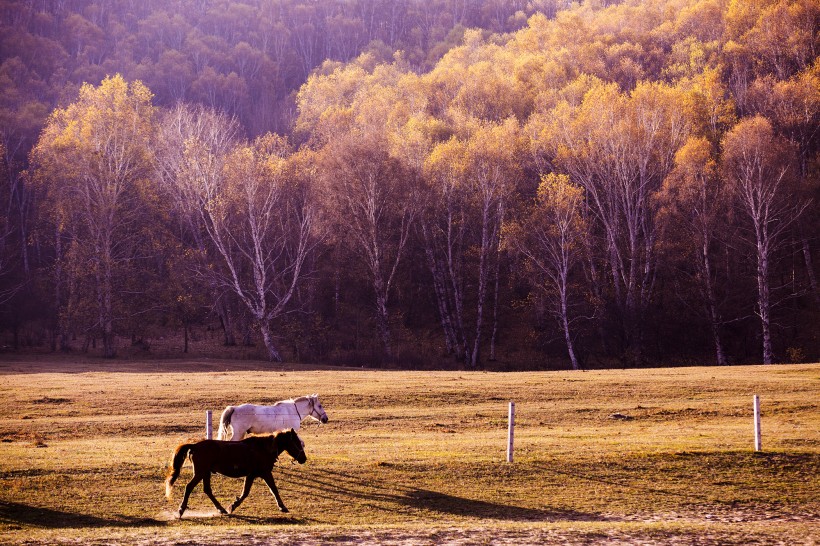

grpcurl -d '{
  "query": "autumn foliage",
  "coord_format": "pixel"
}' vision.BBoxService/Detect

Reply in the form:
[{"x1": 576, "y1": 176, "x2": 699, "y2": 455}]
[{"x1": 1, "y1": 0, "x2": 818, "y2": 367}]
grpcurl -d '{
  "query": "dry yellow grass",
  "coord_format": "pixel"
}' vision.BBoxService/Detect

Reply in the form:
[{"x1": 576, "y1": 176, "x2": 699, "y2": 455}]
[{"x1": 0, "y1": 357, "x2": 818, "y2": 544}]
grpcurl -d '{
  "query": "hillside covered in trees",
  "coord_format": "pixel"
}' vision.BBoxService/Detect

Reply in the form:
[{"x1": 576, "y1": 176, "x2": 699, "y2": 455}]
[{"x1": 1, "y1": 0, "x2": 818, "y2": 368}]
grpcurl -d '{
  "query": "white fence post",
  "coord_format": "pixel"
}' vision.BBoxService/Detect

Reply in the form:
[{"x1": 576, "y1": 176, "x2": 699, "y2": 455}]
[
  {"x1": 206, "y1": 410, "x2": 213, "y2": 440},
  {"x1": 507, "y1": 401, "x2": 515, "y2": 463},
  {"x1": 753, "y1": 395, "x2": 761, "y2": 452}
]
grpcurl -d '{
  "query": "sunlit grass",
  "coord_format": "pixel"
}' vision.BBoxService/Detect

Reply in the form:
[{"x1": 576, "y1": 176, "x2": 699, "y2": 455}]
[{"x1": 0, "y1": 359, "x2": 818, "y2": 544}]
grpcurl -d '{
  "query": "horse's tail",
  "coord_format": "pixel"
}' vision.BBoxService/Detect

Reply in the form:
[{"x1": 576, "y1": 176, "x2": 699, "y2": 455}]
[
  {"x1": 217, "y1": 406, "x2": 235, "y2": 440},
  {"x1": 165, "y1": 443, "x2": 194, "y2": 499}
]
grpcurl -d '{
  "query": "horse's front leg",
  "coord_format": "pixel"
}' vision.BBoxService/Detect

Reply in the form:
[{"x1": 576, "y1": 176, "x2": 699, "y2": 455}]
[
  {"x1": 261, "y1": 472, "x2": 288, "y2": 513},
  {"x1": 228, "y1": 475, "x2": 255, "y2": 514},
  {"x1": 178, "y1": 475, "x2": 202, "y2": 518},
  {"x1": 202, "y1": 474, "x2": 228, "y2": 515}
]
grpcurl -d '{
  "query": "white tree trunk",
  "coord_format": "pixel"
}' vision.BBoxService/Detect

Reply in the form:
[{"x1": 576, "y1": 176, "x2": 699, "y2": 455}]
[
  {"x1": 260, "y1": 322, "x2": 283, "y2": 362},
  {"x1": 755, "y1": 238, "x2": 773, "y2": 365}
]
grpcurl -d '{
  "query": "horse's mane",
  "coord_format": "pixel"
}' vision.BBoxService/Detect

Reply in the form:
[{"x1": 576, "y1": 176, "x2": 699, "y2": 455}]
[{"x1": 273, "y1": 394, "x2": 315, "y2": 406}]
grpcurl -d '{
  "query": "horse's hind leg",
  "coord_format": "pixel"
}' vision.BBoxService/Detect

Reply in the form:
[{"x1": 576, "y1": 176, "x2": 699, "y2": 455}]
[
  {"x1": 203, "y1": 474, "x2": 228, "y2": 515},
  {"x1": 228, "y1": 476, "x2": 255, "y2": 514},
  {"x1": 230, "y1": 425, "x2": 247, "y2": 441},
  {"x1": 262, "y1": 472, "x2": 288, "y2": 513},
  {"x1": 178, "y1": 475, "x2": 202, "y2": 518}
]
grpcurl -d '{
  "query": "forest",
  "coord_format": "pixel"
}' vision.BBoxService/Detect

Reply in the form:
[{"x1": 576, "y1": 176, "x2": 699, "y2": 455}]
[{"x1": 0, "y1": 0, "x2": 818, "y2": 369}]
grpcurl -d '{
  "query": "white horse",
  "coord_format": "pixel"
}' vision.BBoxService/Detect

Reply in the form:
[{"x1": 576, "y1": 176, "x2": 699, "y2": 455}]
[{"x1": 217, "y1": 394, "x2": 328, "y2": 441}]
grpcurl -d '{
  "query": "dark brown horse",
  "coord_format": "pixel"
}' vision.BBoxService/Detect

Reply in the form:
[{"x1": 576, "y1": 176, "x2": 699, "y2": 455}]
[{"x1": 165, "y1": 428, "x2": 306, "y2": 518}]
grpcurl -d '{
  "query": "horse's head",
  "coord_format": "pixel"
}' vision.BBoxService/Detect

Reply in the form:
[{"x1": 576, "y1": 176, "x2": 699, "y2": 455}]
[
  {"x1": 307, "y1": 394, "x2": 329, "y2": 424},
  {"x1": 280, "y1": 429, "x2": 307, "y2": 464}
]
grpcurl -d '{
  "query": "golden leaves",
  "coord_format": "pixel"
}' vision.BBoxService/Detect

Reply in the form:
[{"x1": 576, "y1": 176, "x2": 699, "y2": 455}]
[{"x1": 31, "y1": 74, "x2": 156, "y2": 229}]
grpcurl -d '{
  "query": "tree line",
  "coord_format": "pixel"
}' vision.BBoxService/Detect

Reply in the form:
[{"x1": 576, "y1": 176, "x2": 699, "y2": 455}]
[
  {"x1": 1, "y1": 0, "x2": 567, "y2": 141},
  {"x1": 1, "y1": 0, "x2": 818, "y2": 368}
]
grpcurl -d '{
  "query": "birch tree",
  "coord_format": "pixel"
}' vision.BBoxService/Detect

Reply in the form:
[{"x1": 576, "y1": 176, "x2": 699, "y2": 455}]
[
  {"x1": 386, "y1": 97, "x2": 466, "y2": 359},
  {"x1": 320, "y1": 132, "x2": 417, "y2": 359},
  {"x1": 534, "y1": 78, "x2": 690, "y2": 363},
  {"x1": 154, "y1": 103, "x2": 242, "y2": 346},
  {"x1": 412, "y1": 119, "x2": 469, "y2": 360},
  {"x1": 30, "y1": 74, "x2": 155, "y2": 357},
  {"x1": 298, "y1": 55, "x2": 421, "y2": 360},
  {"x1": 423, "y1": 135, "x2": 472, "y2": 362},
  {"x1": 156, "y1": 107, "x2": 318, "y2": 362},
  {"x1": 657, "y1": 137, "x2": 730, "y2": 365},
  {"x1": 748, "y1": 63, "x2": 820, "y2": 304},
  {"x1": 506, "y1": 174, "x2": 588, "y2": 370},
  {"x1": 211, "y1": 135, "x2": 319, "y2": 362},
  {"x1": 461, "y1": 118, "x2": 523, "y2": 367},
  {"x1": 425, "y1": 117, "x2": 523, "y2": 367},
  {"x1": 721, "y1": 116, "x2": 806, "y2": 364}
]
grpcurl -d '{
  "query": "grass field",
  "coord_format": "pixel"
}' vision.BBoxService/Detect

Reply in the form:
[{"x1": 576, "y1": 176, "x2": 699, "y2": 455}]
[{"x1": 0, "y1": 356, "x2": 818, "y2": 544}]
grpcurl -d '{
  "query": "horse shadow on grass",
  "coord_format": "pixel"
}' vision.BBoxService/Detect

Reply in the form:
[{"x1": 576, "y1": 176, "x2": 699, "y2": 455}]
[
  {"x1": 525, "y1": 462, "x2": 707, "y2": 503},
  {"x1": 0, "y1": 500, "x2": 308, "y2": 529},
  {"x1": 0, "y1": 500, "x2": 156, "y2": 529},
  {"x1": 226, "y1": 514, "x2": 307, "y2": 525},
  {"x1": 397, "y1": 488, "x2": 592, "y2": 522},
  {"x1": 277, "y1": 467, "x2": 604, "y2": 523}
]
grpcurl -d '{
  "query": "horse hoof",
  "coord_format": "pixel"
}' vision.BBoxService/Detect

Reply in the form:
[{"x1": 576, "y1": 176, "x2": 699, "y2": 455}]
[{"x1": 279, "y1": 507, "x2": 289, "y2": 513}]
